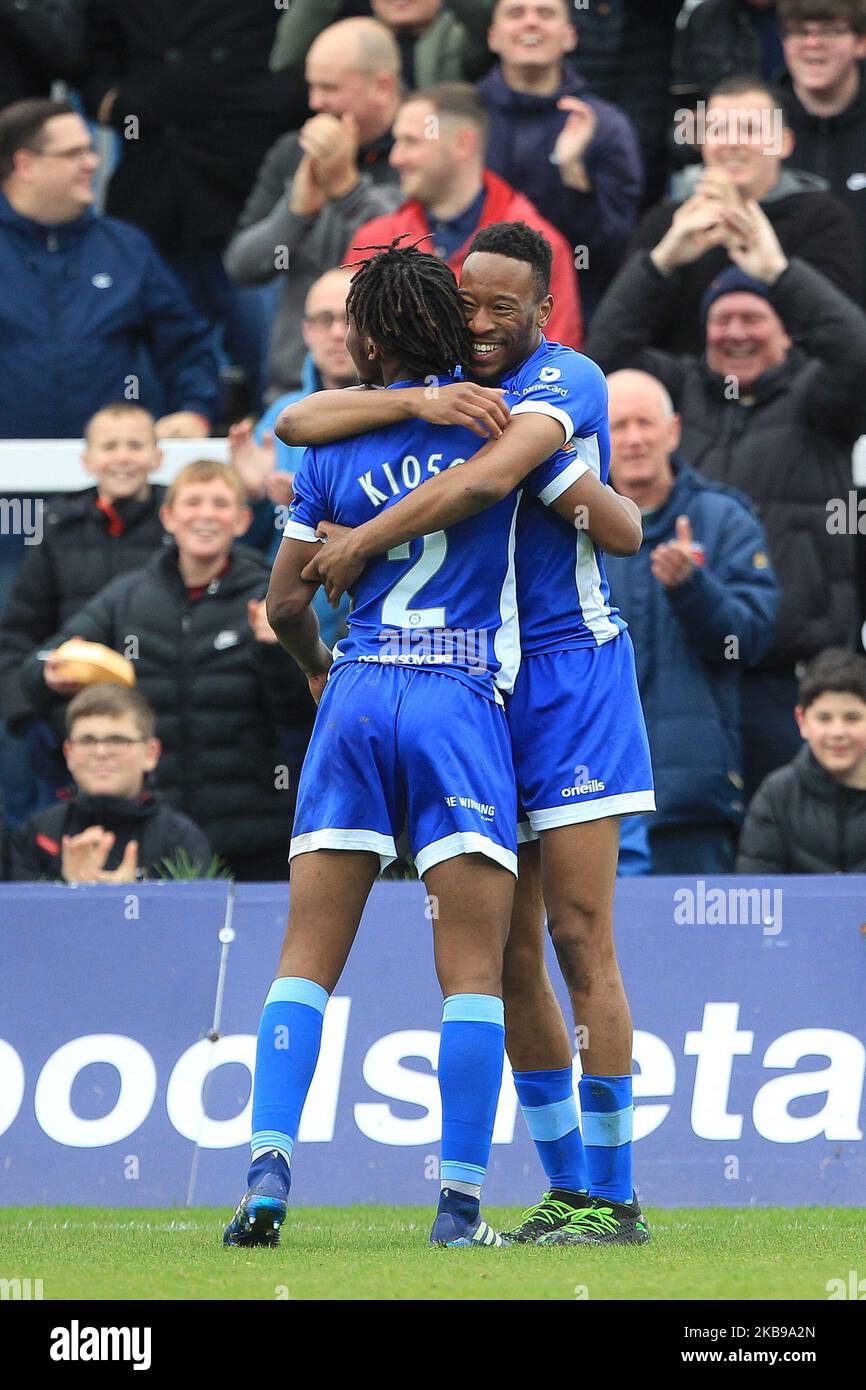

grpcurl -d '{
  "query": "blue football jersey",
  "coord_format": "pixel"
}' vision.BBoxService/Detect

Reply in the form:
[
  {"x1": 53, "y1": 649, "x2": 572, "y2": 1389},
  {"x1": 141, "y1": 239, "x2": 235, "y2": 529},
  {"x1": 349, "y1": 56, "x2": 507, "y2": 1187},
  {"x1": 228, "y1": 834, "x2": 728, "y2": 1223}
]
[
  {"x1": 503, "y1": 339, "x2": 627, "y2": 655},
  {"x1": 283, "y1": 378, "x2": 576, "y2": 701}
]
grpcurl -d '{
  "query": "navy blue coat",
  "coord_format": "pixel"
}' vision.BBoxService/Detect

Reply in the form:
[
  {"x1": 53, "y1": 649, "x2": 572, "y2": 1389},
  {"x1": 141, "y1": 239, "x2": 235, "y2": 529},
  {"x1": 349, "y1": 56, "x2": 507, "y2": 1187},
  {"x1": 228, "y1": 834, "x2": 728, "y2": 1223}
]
[
  {"x1": 0, "y1": 194, "x2": 221, "y2": 437},
  {"x1": 478, "y1": 64, "x2": 643, "y2": 317},
  {"x1": 606, "y1": 462, "x2": 779, "y2": 829}
]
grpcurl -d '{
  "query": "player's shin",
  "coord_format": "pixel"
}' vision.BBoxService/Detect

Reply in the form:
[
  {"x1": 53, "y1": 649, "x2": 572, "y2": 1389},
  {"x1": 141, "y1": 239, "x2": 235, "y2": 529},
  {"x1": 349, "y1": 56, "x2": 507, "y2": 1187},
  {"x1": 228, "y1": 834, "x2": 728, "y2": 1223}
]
[
  {"x1": 248, "y1": 976, "x2": 329, "y2": 1177},
  {"x1": 432, "y1": 994, "x2": 506, "y2": 1246},
  {"x1": 578, "y1": 1073, "x2": 634, "y2": 1203},
  {"x1": 513, "y1": 1066, "x2": 588, "y2": 1197}
]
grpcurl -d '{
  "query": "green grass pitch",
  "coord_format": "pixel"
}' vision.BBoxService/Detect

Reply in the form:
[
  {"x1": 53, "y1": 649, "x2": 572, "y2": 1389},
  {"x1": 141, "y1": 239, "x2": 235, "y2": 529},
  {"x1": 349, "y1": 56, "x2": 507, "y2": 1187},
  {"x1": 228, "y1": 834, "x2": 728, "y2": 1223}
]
[{"x1": 2, "y1": 1206, "x2": 864, "y2": 1300}]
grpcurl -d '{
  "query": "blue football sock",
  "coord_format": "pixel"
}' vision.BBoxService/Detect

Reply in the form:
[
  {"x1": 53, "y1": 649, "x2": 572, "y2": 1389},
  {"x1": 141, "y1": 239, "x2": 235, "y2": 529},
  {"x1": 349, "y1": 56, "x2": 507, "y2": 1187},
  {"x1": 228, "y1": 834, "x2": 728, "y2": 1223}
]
[
  {"x1": 513, "y1": 1065, "x2": 588, "y2": 1195},
  {"x1": 578, "y1": 1073, "x2": 633, "y2": 1203},
  {"x1": 249, "y1": 977, "x2": 328, "y2": 1182},
  {"x1": 438, "y1": 994, "x2": 505, "y2": 1202}
]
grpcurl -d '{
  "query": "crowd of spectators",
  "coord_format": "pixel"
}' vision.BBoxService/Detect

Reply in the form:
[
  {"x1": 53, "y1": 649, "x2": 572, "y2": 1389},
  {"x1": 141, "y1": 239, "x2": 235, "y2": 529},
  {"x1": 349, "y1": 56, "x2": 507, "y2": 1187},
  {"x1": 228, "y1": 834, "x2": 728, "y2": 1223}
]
[{"x1": 1, "y1": 0, "x2": 865, "y2": 881}]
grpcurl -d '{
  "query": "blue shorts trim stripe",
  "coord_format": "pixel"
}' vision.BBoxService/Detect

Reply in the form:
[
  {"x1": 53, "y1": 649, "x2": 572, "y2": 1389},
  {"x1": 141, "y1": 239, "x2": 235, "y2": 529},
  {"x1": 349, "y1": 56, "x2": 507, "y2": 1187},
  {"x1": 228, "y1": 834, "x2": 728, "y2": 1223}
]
[
  {"x1": 581, "y1": 1106, "x2": 633, "y2": 1147},
  {"x1": 521, "y1": 1096, "x2": 581, "y2": 1142},
  {"x1": 289, "y1": 827, "x2": 396, "y2": 870},
  {"x1": 442, "y1": 994, "x2": 505, "y2": 1026},
  {"x1": 415, "y1": 832, "x2": 517, "y2": 879},
  {"x1": 264, "y1": 978, "x2": 329, "y2": 1013}
]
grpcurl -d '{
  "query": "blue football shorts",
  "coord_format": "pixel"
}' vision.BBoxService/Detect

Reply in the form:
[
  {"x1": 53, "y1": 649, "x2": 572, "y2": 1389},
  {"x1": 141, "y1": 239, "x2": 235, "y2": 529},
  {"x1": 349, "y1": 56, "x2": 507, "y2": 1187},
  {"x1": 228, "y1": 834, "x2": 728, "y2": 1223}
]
[
  {"x1": 506, "y1": 632, "x2": 656, "y2": 842},
  {"x1": 290, "y1": 661, "x2": 518, "y2": 877}
]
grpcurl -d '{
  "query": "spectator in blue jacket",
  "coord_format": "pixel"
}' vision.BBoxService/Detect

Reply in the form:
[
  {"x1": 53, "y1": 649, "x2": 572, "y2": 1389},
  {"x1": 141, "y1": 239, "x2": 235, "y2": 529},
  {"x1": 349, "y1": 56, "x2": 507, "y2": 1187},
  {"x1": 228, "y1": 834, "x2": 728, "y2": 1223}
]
[
  {"x1": 604, "y1": 368, "x2": 780, "y2": 874},
  {"x1": 0, "y1": 100, "x2": 221, "y2": 439},
  {"x1": 478, "y1": 0, "x2": 643, "y2": 318}
]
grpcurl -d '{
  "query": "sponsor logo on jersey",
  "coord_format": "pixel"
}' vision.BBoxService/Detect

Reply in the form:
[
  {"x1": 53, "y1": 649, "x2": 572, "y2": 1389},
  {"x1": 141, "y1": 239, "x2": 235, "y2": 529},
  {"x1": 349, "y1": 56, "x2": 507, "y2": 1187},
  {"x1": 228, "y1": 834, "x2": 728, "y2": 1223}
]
[
  {"x1": 561, "y1": 778, "x2": 606, "y2": 798},
  {"x1": 444, "y1": 795, "x2": 495, "y2": 820},
  {"x1": 520, "y1": 381, "x2": 569, "y2": 399},
  {"x1": 539, "y1": 366, "x2": 562, "y2": 382},
  {"x1": 214, "y1": 630, "x2": 240, "y2": 650},
  {"x1": 847, "y1": 172, "x2": 866, "y2": 191},
  {"x1": 91, "y1": 273, "x2": 113, "y2": 289}
]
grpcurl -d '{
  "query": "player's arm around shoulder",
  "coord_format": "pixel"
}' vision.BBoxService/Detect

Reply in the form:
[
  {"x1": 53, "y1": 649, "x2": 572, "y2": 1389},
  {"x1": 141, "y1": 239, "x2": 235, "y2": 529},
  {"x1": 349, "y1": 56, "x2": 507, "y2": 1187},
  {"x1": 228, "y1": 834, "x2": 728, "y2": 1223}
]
[
  {"x1": 551, "y1": 476, "x2": 642, "y2": 557},
  {"x1": 275, "y1": 382, "x2": 510, "y2": 447}
]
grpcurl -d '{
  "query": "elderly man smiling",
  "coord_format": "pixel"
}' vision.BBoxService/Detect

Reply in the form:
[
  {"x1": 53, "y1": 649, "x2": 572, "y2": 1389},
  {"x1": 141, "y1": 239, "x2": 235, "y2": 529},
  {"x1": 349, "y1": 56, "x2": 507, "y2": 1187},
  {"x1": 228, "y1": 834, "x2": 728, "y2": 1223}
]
[{"x1": 587, "y1": 195, "x2": 866, "y2": 800}]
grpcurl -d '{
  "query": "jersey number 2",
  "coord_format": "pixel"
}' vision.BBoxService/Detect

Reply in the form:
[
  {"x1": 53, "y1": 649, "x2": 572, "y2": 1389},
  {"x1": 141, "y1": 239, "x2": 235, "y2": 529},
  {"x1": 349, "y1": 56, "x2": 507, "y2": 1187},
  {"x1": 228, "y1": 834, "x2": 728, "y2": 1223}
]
[{"x1": 382, "y1": 532, "x2": 447, "y2": 628}]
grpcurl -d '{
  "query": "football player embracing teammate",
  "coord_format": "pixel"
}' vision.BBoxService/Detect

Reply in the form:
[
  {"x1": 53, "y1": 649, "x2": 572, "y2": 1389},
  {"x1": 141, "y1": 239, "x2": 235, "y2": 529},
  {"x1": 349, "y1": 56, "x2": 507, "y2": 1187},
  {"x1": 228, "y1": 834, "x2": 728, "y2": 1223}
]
[
  {"x1": 284, "y1": 223, "x2": 656, "y2": 1246},
  {"x1": 224, "y1": 239, "x2": 640, "y2": 1250}
]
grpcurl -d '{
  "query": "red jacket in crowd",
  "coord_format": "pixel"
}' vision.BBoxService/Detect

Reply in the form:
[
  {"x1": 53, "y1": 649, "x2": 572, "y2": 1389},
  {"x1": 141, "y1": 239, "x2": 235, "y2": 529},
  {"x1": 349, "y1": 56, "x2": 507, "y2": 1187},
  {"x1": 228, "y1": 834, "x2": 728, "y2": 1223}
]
[{"x1": 347, "y1": 170, "x2": 583, "y2": 349}]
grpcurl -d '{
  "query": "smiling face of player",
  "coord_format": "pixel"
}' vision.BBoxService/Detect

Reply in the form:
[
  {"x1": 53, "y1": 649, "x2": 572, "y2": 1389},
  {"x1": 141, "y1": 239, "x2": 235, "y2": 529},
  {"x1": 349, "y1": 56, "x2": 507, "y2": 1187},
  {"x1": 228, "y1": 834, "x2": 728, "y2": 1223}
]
[
  {"x1": 704, "y1": 291, "x2": 791, "y2": 391},
  {"x1": 458, "y1": 251, "x2": 553, "y2": 382},
  {"x1": 796, "y1": 690, "x2": 866, "y2": 785},
  {"x1": 160, "y1": 478, "x2": 251, "y2": 570},
  {"x1": 82, "y1": 408, "x2": 161, "y2": 505},
  {"x1": 64, "y1": 711, "x2": 159, "y2": 800}
]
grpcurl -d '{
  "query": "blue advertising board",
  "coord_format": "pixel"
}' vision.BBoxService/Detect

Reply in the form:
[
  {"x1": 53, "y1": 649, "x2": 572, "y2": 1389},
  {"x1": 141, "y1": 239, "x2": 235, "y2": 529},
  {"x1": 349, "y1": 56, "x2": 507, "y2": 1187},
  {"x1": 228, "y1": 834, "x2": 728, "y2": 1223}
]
[{"x1": 1, "y1": 879, "x2": 864, "y2": 1209}]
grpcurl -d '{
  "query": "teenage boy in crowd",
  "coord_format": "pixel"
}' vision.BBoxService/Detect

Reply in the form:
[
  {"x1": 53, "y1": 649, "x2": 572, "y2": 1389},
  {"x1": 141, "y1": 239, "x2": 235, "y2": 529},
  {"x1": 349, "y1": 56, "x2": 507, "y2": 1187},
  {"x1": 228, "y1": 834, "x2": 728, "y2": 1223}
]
[
  {"x1": 8, "y1": 685, "x2": 211, "y2": 882},
  {"x1": 737, "y1": 647, "x2": 866, "y2": 871},
  {"x1": 19, "y1": 462, "x2": 315, "y2": 881}
]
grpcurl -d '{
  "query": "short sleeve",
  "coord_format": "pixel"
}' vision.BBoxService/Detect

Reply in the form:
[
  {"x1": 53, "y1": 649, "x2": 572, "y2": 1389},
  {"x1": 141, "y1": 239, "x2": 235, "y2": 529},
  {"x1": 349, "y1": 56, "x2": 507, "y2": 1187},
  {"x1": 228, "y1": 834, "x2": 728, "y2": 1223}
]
[
  {"x1": 524, "y1": 437, "x2": 599, "y2": 505},
  {"x1": 509, "y1": 351, "x2": 608, "y2": 505},
  {"x1": 283, "y1": 448, "x2": 328, "y2": 542}
]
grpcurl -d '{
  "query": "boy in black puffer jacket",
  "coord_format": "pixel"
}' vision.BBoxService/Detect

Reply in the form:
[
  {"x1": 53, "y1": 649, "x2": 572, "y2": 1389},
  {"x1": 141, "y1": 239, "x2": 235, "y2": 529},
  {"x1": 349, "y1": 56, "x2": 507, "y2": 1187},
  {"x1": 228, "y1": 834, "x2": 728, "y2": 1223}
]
[
  {"x1": 8, "y1": 684, "x2": 211, "y2": 882},
  {"x1": 737, "y1": 648, "x2": 866, "y2": 872},
  {"x1": 18, "y1": 460, "x2": 315, "y2": 881}
]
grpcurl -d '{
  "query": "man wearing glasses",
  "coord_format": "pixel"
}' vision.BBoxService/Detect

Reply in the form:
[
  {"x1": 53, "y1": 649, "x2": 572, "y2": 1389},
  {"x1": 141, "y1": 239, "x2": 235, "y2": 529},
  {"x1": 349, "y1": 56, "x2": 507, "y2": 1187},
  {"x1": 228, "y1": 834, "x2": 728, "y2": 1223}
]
[
  {"x1": 778, "y1": 0, "x2": 866, "y2": 288},
  {"x1": 0, "y1": 99, "x2": 220, "y2": 439},
  {"x1": 6, "y1": 684, "x2": 211, "y2": 882}
]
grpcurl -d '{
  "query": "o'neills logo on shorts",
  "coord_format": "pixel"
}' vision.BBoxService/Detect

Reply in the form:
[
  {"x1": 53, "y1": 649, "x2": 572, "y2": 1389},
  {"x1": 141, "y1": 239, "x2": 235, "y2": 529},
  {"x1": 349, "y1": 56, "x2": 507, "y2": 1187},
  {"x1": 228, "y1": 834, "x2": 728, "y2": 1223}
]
[{"x1": 561, "y1": 779, "x2": 606, "y2": 798}]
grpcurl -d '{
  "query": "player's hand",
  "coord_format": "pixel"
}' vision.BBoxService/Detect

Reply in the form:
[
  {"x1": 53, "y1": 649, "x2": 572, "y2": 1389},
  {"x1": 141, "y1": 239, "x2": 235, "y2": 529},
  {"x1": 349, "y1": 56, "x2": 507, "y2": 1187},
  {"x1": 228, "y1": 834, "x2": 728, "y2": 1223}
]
[
  {"x1": 304, "y1": 520, "x2": 364, "y2": 606},
  {"x1": 155, "y1": 411, "x2": 210, "y2": 439},
  {"x1": 43, "y1": 651, "x2": 85, "y2": 696},
  {"x1": 651, "y1": 515, "x2": 697, "y2": 588},
  {"x1": 723, "y1": 199, "x2": 789, "y2": 284},
  {"x1": 61, "y1": 826, "x2": 115, "y2": 883},
  {"x1": 306, "y1": 641, "x2": 333, "y2": 705},
  {"x1": 650, "y1": 194, "x2": 731, "y2": 274},
  {"x1": 289, "y1": 153, "x2": 327, "y2": 218},
  {"x1": 247, "y1": 598, "x2": 280, "y2": 644},
  {"x1": 93, "y1": 839, "x2": 139, "y2": 884},
  {"x1": 411, "y1": 382, "x2": 510, "y2": 438}
]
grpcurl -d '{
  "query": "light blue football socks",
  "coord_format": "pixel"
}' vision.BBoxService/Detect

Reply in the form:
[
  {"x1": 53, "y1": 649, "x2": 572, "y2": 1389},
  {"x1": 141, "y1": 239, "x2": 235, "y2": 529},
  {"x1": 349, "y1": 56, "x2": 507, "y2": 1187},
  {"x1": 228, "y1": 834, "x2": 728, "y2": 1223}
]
[
  {"x1": 249, "y1": 977, "x2": 328, "y2": 1172},
  {"x1": 513, "y1": 1065, "x2": 588, "y2": 1195},
  {"x1": 438, "y1": 994, "x2": 505, "y2": 1214}
]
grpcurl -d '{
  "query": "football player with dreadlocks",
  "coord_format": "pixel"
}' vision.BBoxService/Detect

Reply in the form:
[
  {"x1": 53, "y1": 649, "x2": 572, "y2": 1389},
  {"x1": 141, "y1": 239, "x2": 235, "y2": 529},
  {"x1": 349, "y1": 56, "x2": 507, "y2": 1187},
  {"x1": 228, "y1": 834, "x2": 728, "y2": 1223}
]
[{"x1": 223, "y1": 239, "x2": 638, "y2": 1251}]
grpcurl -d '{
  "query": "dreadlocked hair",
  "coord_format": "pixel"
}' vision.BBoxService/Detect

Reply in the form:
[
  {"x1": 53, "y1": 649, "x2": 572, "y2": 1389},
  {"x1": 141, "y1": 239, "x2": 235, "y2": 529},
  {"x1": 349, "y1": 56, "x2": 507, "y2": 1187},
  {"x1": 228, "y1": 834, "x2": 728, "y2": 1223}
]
[{"x1": 346, "y1": 236, "x2": 472, "y2": 380}]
